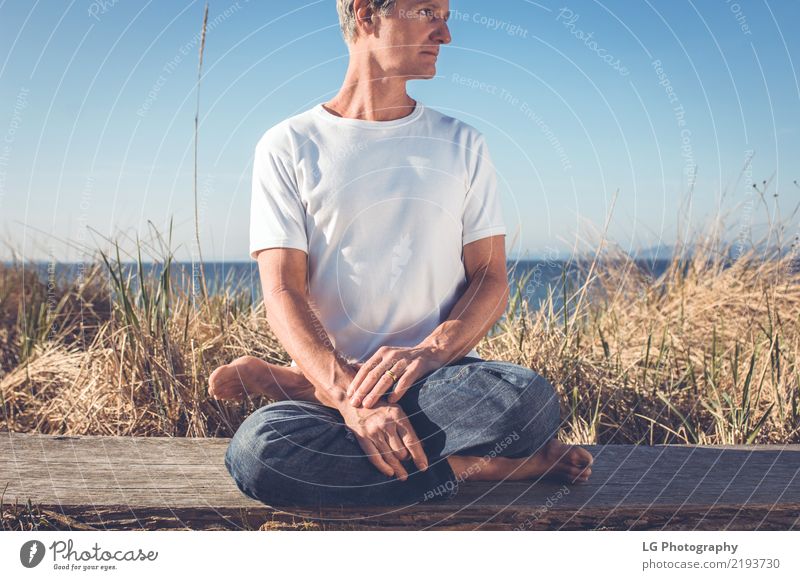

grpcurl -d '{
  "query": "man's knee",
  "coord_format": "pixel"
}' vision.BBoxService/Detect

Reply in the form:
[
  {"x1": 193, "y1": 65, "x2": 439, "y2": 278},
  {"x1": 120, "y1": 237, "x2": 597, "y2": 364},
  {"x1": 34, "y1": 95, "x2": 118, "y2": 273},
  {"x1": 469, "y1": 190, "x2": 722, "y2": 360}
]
[
  {"x1": 224, "y1": 401, "x2": 330, "y2": 503},
  {"x1": 480, "y1": 363, "x2": 562, "y2": 443},
  {"x1": 520, "y1": 370, "x2": 562, "y2": 436}
]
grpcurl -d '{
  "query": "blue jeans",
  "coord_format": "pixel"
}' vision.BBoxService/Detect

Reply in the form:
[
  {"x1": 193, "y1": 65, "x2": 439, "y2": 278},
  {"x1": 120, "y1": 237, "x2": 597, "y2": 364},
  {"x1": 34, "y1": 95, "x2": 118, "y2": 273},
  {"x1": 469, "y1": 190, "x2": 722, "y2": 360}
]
[{"x1": 224, "y1": 356, "x2": 562, "y2": 507}]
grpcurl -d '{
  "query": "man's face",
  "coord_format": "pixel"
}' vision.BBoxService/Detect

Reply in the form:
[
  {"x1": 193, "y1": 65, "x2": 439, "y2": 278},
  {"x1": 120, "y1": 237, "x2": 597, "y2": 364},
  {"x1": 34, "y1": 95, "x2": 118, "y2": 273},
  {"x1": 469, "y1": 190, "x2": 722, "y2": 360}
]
[{"x1": 362, "y1": 0, "x2": 451, "y2": 80}]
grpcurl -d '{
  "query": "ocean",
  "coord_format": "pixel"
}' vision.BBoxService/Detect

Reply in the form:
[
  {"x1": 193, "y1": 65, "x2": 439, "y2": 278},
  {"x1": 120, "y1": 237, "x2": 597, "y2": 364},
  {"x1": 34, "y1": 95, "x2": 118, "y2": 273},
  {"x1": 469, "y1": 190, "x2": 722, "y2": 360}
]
[{"x1": 11, "y1": 258, "x2": 674, "y2": 314}]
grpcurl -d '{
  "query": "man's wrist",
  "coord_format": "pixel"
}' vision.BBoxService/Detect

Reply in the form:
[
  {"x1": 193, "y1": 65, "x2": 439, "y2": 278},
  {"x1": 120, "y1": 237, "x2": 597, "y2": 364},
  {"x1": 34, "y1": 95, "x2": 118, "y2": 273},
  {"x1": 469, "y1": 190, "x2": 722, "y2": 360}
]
[
  {"x1": 326, "y1": 386, "x2": 349, "y2": 410},
  {"x1": 416, "y1": 332, "x2": 460, "y2": 365},
  {"x1": 328, "y1": 356, "x2": 358, "y2": 410}
]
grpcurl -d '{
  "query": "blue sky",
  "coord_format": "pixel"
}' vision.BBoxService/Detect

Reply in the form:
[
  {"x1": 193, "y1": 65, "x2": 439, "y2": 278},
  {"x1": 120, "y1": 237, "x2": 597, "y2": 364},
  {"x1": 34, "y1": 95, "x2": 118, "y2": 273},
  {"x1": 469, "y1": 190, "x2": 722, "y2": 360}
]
[{"x1": 0, "y1": 0, "x2": 798, "y2": 262}]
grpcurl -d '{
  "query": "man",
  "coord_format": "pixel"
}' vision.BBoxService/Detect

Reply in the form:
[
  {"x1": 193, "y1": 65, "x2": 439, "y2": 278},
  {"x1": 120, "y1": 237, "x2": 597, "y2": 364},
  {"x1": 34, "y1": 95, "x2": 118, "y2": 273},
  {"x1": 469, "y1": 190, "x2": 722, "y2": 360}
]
[{"x1": 210, "y1": 0, "x2": 593, "y2": 506}]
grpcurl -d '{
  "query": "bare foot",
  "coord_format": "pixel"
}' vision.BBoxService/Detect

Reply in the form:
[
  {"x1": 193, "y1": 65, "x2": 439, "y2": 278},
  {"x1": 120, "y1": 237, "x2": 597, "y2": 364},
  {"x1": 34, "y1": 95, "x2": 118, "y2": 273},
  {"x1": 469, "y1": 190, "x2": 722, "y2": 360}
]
[
  {"x1": 506, "y1": 439, "x2": 594, "y2": 484},
  {"x1": 447, "y1": 439, "x2": 594, "y2": 484},
  {"x1": 208, "y1": 356, "x2": 303, "y2": 401}
]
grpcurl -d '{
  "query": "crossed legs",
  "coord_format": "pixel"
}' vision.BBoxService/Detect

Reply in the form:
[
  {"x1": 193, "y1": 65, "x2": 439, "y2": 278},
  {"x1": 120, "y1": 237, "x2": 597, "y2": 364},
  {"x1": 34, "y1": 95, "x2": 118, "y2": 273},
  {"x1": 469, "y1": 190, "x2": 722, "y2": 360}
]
[{"x1": 211, "y1": 356, "x2": 594, "y2": 494}]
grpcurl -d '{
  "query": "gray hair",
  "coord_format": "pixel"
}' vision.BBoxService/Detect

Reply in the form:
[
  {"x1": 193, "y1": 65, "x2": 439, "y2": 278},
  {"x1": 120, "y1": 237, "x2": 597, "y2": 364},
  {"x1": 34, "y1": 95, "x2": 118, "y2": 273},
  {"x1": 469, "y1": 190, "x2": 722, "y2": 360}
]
[{"x1": 336, "y1": 0, "x2": 397, "y2": 43}]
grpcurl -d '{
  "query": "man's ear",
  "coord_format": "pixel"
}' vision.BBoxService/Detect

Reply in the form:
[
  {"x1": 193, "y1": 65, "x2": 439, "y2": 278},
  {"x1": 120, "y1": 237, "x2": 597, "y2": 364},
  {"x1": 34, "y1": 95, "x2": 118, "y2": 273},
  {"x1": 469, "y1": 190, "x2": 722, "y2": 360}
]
[{"x1": 353, "y1": 0, "x2": 377, "y2": 38}]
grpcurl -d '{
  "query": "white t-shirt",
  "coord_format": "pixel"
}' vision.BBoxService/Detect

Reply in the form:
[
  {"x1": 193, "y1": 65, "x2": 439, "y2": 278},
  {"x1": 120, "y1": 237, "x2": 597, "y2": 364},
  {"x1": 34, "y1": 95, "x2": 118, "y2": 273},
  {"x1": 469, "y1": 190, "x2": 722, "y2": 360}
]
[{"x1": 250, "y1": 100, "x2": 506, "y2": 366}]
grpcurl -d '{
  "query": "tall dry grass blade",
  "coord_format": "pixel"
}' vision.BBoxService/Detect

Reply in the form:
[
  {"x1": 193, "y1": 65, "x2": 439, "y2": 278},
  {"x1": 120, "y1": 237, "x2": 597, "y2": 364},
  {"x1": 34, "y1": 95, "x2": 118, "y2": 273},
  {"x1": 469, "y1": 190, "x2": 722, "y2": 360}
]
[{"x1": 193, "y1": 2, "x2": 210, "y2": 302}]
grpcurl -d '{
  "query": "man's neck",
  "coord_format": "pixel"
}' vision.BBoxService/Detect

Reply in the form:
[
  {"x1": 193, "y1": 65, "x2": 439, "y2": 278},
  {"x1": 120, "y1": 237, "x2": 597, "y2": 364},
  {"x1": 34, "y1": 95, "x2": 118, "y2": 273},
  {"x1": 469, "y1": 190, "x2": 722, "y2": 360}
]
[{"x1": 324, "y1": 66, "x2": 416, "y2": 122}]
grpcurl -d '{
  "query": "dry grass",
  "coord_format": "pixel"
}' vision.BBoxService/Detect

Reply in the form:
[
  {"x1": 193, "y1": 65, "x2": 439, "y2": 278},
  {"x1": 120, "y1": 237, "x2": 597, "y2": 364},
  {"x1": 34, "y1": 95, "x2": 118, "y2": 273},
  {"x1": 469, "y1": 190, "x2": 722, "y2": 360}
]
[
  {"x1": 0, "y1": 250, "x2": 288, "y2": 438},
  {"x1": 1, "y1": 207, "x2": 798, "y2": 447},
  {"x1": 489, "y1": 207, "x2": 800, "y2": 446}
]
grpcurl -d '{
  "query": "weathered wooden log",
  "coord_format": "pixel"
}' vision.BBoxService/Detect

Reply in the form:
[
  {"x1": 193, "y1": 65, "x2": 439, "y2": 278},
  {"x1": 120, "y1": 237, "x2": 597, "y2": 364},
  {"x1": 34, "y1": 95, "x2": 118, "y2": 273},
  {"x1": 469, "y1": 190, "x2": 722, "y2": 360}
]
[{"x1": 2, "y1": 433, "x2": 798, "y2": 530}]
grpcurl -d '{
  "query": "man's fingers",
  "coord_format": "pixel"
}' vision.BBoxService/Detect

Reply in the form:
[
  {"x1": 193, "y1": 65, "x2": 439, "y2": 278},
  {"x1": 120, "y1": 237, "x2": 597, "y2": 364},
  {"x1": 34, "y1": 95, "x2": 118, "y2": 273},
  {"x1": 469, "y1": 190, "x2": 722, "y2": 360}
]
[
  {"x1": 374, "y1": 436, "x2": 408, "y2": 481},
  {"x1": 398, "y1": 418, "x2": 429, "y2": 472},
  {"x1": 385, "y1": 425, "x2": 410, "y2": 462},
  {"x1": 350, "y1": 361, "x2": 392, "y2": 406},
  {"x1": 386, "y1": 362, "x2": 419, "y2": 403},
  {"x1": 360, "y1": 359, "x2": 410, "y2": 407},
  {"x1": 347, "y1": 359, "x2": 379, "y2": 399},
  {"x1": 354, "y1": 434, "x2": 396, "y2": 478},
  {"x1": 360, "y1": 374, "x2": 396, "y2": 408}
]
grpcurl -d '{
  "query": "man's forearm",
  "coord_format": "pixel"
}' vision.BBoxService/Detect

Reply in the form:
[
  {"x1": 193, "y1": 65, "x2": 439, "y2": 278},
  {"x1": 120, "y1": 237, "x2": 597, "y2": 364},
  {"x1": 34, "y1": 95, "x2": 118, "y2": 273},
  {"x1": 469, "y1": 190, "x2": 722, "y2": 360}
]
[
  {"x1": 264, "y1": 288, "x2": 355, "y2": 410},
  {"x1": 417, "y1": 268, "x2": 510, "y2": 363}
]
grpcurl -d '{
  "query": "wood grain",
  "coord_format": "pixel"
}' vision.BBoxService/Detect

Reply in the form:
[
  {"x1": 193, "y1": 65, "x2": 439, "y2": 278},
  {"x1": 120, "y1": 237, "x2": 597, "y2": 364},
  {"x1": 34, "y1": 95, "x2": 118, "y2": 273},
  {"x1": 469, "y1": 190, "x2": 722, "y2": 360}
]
[{"x1": 2, "y1": 433, "x2": 798, "y2": 530}]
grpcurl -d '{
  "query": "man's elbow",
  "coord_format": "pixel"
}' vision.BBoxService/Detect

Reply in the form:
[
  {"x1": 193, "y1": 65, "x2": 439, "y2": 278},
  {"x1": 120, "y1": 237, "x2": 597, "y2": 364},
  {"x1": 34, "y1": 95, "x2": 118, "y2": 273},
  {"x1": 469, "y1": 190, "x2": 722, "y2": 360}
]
[{"x1": 267, "y1": 283, "x2": 302, "y2": 299}]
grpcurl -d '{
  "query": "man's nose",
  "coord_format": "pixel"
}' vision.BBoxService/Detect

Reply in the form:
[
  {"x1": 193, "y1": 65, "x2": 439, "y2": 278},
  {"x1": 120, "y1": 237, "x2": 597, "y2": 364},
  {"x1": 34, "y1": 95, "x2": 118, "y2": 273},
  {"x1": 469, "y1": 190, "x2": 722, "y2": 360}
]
[{"x1": 433, "y1": 21, "x2": 451, "y2": 44}]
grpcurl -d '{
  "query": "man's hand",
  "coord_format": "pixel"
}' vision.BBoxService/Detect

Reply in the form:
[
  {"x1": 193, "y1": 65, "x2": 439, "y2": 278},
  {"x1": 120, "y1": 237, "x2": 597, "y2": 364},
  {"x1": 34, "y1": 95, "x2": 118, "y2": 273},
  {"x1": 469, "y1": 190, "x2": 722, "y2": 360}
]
[
  {"x1": 346, "y1": 346, "x2": 446, "y2": 408},
  {"x1": 338, "y1": 399, "x2": 429, "y2": 481}
]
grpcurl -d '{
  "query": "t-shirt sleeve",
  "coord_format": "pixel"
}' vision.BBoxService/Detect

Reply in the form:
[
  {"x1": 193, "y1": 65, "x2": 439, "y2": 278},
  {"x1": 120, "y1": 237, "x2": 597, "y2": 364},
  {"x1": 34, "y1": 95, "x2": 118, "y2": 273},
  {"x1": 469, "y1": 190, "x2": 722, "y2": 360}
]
[
  {"x1": 462, "y1": 133, "x2": 507, "y2": 246},
  {"x1": 249, "y1": 134, "x2": 308, "y2": 260}
]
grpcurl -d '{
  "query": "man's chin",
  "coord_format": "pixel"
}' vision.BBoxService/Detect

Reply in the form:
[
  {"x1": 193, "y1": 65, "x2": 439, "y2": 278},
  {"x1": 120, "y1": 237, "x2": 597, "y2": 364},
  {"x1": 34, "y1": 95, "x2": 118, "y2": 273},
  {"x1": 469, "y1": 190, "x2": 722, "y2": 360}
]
[{"x1": 405, "y1": 69, "x2": 437, "y2": 80}]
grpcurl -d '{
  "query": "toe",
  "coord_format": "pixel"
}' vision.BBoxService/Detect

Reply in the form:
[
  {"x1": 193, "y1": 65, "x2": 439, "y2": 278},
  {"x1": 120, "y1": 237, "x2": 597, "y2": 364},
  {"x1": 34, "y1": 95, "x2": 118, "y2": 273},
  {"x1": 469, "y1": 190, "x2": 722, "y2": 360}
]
[
  {"x1": 569, "y1": 447, "x2": 593, "y2": 468},
  {"x1": 566, "y1": 464, "x2": 591, "y2": 482}
]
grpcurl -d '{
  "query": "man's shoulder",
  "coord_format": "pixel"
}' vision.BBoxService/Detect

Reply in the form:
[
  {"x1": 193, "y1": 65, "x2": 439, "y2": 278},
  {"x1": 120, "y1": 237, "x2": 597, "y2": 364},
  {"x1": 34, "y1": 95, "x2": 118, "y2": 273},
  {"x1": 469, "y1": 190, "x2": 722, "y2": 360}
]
[
  {"x1": 423, "y1": 104, "x2": 486, "y2": 143},
  {"x1": 254, "y1": 106, "x2": 318, "y2": 154}
]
